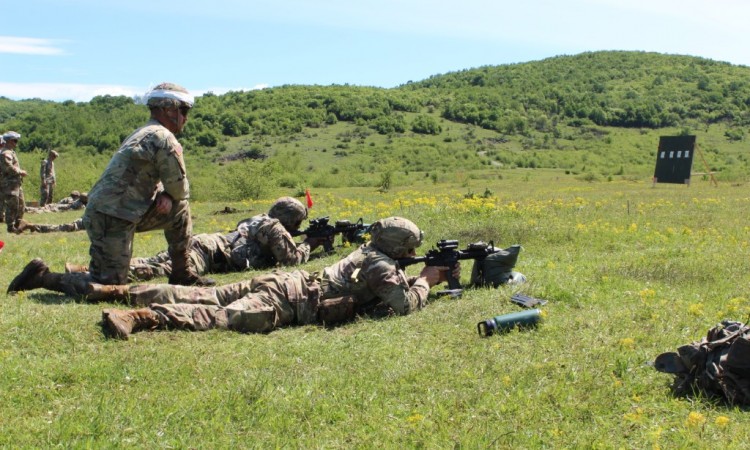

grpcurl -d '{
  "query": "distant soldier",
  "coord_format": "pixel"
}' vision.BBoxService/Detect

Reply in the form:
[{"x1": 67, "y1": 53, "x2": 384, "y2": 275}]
[
  {"x1": 0, "y1": 135, "x2": 5, "y2": 223},
  {"x1": 0, "y1": 131, "x2": 27, "y2": 233},
  {"x1": 59, "y1": 190, "x2": 81, "y2": 205},
  {"x1": 25, "y1": 191, "x2": 87, "y2": 214},
  {"x1": 60, "y1": 196, "x2": 329, "y2": 281},
  {"x1": 15, "y1": 217, "x2": 84, "y2": 234},
  {"x1": 39, "y1": 150, "x2": 58, "y2": 206}
]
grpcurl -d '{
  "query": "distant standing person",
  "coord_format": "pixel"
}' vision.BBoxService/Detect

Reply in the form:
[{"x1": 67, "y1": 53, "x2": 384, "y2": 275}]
[
  {"x1": 0, "y1": 131, "x2": 27, "y2": 233},
  {"x1": 0, "y1": 135, "x2": 5, "y2": 224},
  {"x1": 39, "y1": 150, "x2": 58, "y2": 206},
  {"x1": 81, "y1": 82, "x2": 213, "y2": 286}
]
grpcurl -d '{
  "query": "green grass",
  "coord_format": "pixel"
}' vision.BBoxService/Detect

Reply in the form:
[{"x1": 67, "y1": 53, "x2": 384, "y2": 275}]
[{"x1": 2, "y1": 173, "x2": 749, "y2": 448}]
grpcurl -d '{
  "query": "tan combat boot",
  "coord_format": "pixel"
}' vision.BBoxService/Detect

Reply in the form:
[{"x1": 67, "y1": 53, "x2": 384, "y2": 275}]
[
  {"x1": 101, "y1": 308, "x2": 162, "y2": 340},
  {"x1": 64, "y1": 262, "x2": 89, "y2": 273},
  {"x1": 14, "y1": 219, "x2": 31, "y2": 234},
  {"x1": 7, "y1": 258, "x2": 50, "y2": 293},
  {"x1": 86, "y1": 284, "x2": 130, "y2": 303}
]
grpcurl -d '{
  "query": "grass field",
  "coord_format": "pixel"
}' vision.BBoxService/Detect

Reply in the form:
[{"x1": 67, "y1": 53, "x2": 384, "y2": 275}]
[{"x1": 1, "y1": 171, "x2": 749, "y2": 448}]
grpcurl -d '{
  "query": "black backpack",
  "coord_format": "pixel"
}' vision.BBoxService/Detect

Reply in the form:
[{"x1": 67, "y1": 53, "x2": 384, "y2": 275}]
[{"x1": 655, "y1": 320, "x2": 750, "y2": 405}]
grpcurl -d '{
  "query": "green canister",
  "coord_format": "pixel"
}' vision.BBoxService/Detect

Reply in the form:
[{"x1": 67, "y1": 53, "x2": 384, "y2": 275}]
[{"x1": 477, "y1": 309, "x2": 542, "y2": 337}]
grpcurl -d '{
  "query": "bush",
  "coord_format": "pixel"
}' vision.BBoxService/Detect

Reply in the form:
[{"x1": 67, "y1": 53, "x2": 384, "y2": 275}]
[
  {"x1": 220, "y1": 159, "x2": 280, "y2": 200},
  {"x1": 411, "y1": 115, "x2": 442, "y2": 135}
]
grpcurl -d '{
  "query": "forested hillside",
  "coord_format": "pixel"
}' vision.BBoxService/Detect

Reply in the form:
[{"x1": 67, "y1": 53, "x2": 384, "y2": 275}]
[
  {"x1": 408, "y1": 51, "x2": 750, "y2": 130},
  {"x1": 1, "y1": 51, "x2": 749, "y2": 200}
]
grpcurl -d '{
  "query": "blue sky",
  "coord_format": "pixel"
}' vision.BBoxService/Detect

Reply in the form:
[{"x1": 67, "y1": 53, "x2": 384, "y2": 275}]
[{"x1": 1, "y1": 0, "x2": 748, "y2": 102}]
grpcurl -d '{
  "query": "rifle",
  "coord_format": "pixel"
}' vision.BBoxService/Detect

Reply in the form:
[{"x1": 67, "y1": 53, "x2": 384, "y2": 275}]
[
  {"x1": 396, "y1": 239, "x2": 500, "y2": 296},
  {"x1": 292, "y1": 216, "x2": 370, "y2": 252}
]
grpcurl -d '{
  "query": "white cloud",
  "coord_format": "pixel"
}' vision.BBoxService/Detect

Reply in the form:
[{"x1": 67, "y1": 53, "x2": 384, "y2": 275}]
[
  {"x1": 0, "y1": 82, "x2": 140, "y2": 102},
  {"x1": 0, "y1": 36, "x2": 66, "y2": 55}
]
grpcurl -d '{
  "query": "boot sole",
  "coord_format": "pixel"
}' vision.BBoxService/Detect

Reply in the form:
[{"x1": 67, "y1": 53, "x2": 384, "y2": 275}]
[
  {"x1": 101, "y1": 310, "x2": 130, "y2": 340},
  {"x1": 7, "y1": 258, "x2": 49, "y2": 293}
]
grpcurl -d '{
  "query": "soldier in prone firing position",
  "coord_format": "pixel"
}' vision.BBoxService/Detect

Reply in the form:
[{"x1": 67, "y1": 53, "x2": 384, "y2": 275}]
[
  {"x1": 53, "y1": 196, "x2": 330, "y2": 281},
  {"x1": 8, "y1": 217, "x2": 458, "y2": 339}
]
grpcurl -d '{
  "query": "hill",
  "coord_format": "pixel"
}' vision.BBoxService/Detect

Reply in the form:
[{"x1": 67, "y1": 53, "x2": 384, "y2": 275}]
[{"x1": 1, "y1": 51, "x2": 749, "y2": 201}]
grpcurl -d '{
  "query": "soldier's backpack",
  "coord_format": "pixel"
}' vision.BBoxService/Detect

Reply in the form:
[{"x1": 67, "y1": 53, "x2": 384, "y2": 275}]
[
  {"x1": 654, "y1": 320, "x2": 750, "y2": 405},
  {"x1": 469, "y1": 244, "x2": 525, "y2": 288}
]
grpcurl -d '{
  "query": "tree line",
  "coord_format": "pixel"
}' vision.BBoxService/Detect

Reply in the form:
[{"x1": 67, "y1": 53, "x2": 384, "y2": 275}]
[{"x1": 1, "y1": 50, "x2": 748, "y2": 157}]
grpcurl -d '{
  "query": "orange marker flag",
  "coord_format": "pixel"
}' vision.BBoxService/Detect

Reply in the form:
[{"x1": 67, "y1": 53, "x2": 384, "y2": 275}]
[{"x1": 305, "y1": 189, "x2": 314, "y2": 208}]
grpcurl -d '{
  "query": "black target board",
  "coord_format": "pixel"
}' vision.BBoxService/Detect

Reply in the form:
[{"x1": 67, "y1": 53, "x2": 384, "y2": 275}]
[{"x1": 653, "y1": 136, "x2": 696, "y2": 184}]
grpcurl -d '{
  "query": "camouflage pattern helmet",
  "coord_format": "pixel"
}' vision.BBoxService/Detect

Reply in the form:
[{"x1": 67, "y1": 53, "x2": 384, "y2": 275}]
[
  {"x1": 145, "y1": 82, "x2": 194, "y2": 109},
  {"x1": 80, "y1": 192, "x2": 89, "y2": 203},
  {"x1": 268, "y1": 197, "x2": 308, "y2": 231},
  {"x1": 369, "y1": 216, "x2": 424, "y2": 258},
  {"x1": 70, "y1": 190, "x2": 81, "y2": 198}
]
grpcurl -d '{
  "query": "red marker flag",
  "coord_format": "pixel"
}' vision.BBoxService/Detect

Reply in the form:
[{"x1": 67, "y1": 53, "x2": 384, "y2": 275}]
[
  {"x1": 0, "y1": 239, "x2": 4, "y2": 253},
  {"x1": 305, "y1": 189, "x2": 314, "y2": 208}
]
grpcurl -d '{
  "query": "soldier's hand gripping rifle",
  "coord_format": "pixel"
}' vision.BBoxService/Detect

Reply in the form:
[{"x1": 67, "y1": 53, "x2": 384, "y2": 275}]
[
  {"x1": 292, "y1": 216, "x2": 370, "y2": 252},
  {"x1": 396, "y1": 240, "x2": 500, "y2": 296}
]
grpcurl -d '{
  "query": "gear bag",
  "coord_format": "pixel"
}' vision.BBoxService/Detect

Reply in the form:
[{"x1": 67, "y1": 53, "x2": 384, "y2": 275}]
[
  {"x1": 469, "y1": 244, "x2": 523, "y2": 288},
  {"x1": 317, "y1": 295, "x2": 356, "y2": 325},
  {"x1": 654, "y1": 320, "x2": 750, "y2": 405}
]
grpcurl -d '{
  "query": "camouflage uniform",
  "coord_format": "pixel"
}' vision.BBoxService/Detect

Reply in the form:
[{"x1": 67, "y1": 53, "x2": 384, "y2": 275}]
[
  {"x1": 24, "y1": 198, "x2": 86, "y2": 214},
  {"x1": 110, "y1": 242, "x2": 430, "y2": 333},
  {"x1": 231, "y1": 214, "x2": 311, "y2": 268},
  {"x1": 129, "y1": 232, "x2": 232, "y2": 281},
  {"x1": 128, "y1": 214, "x2": 311, "y2": 281},
  {"x1": 0, "y1": 147, "x2": 25, "y2": 231},
  {"x1": 0, "y1": 138, "x2": 4, "y2": 222},
  {"x1": 34, "y1": 218, "x2": 85, "y2": 233},
  {"x1": 39, "y1": 152, "x2": 57, "y2": 206},
  {"x1": 25, "y1": 197, "x2": 86, "y2": 213},
  {"x1": 82, "y1": 118, "x2": 192, "y2": 284}
]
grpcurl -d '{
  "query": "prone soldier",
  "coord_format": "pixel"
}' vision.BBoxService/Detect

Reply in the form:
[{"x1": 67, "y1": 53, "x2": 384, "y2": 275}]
[
  {"x1": 118, "y1": 196, "x2": 330, "y2": 281},
  {"x1": 7, "y1": 217, "x2": 459, "y2": 339}
]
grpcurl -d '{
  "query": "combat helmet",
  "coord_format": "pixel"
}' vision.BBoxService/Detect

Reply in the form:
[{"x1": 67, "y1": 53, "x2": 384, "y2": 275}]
[
  {"x1": 2, "y1": 131, "x2": 21, "y2": 141},
  {"x1": 369, "y1": 217, "x2": 424, "y2": 258},
  {"x1": 145, "y1": 82, "x2": 194, "y2": 110},
  {"x1": 268, "y1": 197, "x2": 308, "y2": 231}
]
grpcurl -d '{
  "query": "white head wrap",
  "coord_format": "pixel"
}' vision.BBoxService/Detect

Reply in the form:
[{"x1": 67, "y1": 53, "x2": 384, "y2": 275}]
[
  {"x1": 146, "y1": 88, "x2": 194, "y2": 108},
  {"x1": 3, "y1": 131, "x2": 21, "y2": 140}
]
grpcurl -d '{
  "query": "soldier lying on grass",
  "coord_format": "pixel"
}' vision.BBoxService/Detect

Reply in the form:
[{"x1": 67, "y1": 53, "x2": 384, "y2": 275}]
[{"x1": 8, "y1": 217, "x2": 459, "y2": 339}]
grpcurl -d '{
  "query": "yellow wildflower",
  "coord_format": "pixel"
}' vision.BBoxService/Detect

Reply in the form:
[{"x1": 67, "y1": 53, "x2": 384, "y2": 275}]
[
  {"x1": 715, "y1": 415, "x2": 730, "y2": 428},
  {"x1": 685, "y1": 411, "x2": 706, "y2": 428},
  {"x1": 407, "y1": 414, "x2": 424, "y2": 424},
  {"x1": 687, "y1": 303, "x2": 704, "y2": 316}
]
